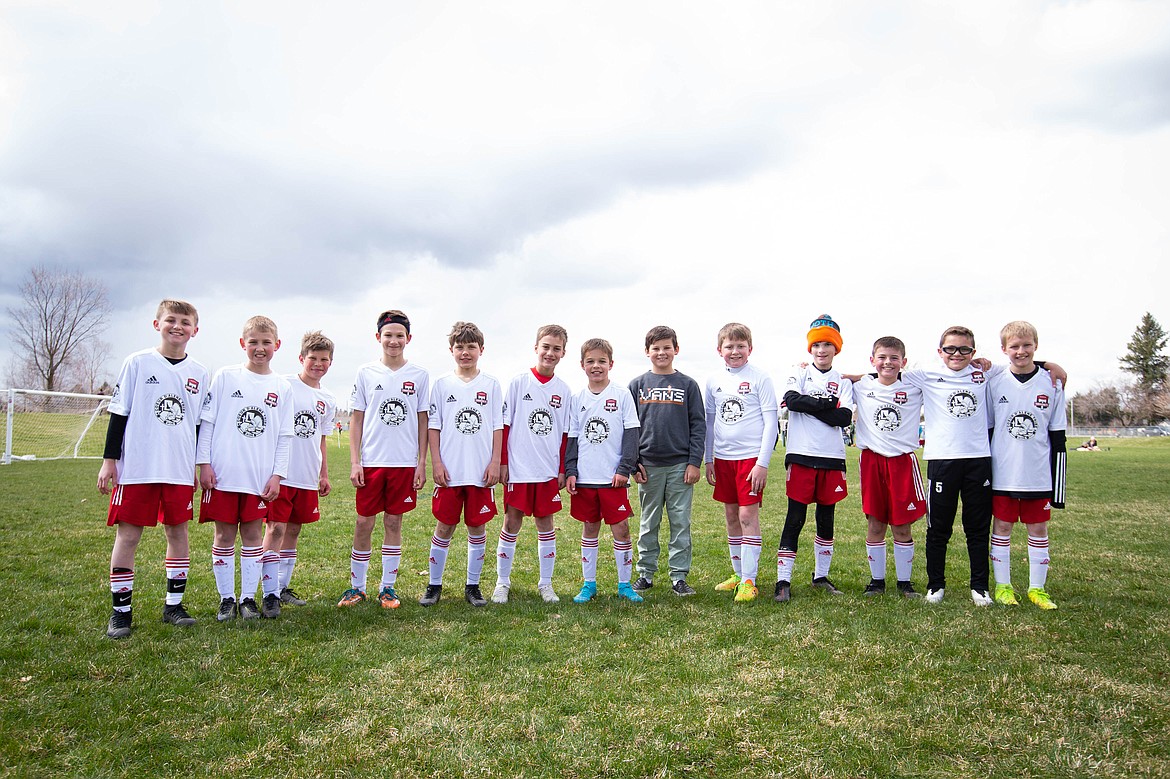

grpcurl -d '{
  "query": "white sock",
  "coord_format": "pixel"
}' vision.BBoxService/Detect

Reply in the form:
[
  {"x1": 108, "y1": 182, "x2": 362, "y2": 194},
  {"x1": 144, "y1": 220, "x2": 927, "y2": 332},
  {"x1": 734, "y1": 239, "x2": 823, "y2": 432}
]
[
  {"x1": 893, "y1": 539, "x2": 914, "y2": 583},
  {"x1": 740, "y1": 536, "x2": 762, "y2": 582},
  {"x1": 495, "y1": 529, "x2": 518, "y2": 585},
  {"x1": 581, "y1": 537, "x2": 599, "y2": 583},
  {"x1": 278, "y1": 549, "x2": 296, "y2": 590},
  {"x1": 1028, "y1": 535, "x2": 1050, "y2": 590},
  {"x1": 428, "y1": 534, "x2": 450, "y2": 586},
  {"x1": 381, "y1": 545, "x2": 401, "y2": 588},
  {"x1": 991, "y1": 533, "x2": 1012, "y2": 586},
  {"x1": 614, "y1": 538, "x2": 633, "y2": 585},
  {"x1": 261, "y1": 550, "x2": 281, "y2": 597},
  {"x1": 727, "y1": 535, "x2": 743, "y2": 578},
  {"x1": 240, "y1": 545, "x2": 263, "y2": 601},
  {"x1": 467, "y1": 534, "x2": 486, "y2": 586},
  {"x1": 813, "y1": 536, "x2": 834, "y2": 579},
  {"x1": 211, "y1": 545, "x2": 236, "y2": 600},
  {"x1": 867, "y1": 541, "x2": 886, "y2": 581},
  {"x1": 349, "y1": 547, "x2": 370, "y2": 592},
  {"x1": 537, "y1": 529, "x2": 557, "y2": 586},
  {"x1": 164, "y1": 556, "x2": 189, "y2": 606},
  {"x1": 776, "y1": 548, "x2": 796, "y2": 583}
]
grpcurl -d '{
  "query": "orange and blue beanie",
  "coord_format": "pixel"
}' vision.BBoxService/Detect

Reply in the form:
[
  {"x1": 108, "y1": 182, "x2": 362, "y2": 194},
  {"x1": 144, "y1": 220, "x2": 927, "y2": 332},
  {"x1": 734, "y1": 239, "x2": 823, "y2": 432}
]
[{"x1": 807, "y1": 314, "x2": 843, "y2": 353}]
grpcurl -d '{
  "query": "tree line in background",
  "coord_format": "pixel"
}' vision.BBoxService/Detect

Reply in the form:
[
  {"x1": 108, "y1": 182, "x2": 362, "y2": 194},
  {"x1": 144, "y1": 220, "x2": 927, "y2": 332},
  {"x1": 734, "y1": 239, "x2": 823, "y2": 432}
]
[{"x1": 1071, "y1": 312, "x2": 1170, "y2": 428}]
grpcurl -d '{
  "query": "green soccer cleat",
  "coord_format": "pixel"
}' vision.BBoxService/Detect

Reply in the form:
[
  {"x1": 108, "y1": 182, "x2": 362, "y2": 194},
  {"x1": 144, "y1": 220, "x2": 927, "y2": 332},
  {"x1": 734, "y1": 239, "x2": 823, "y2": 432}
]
[
  {"x1": 994, "y1": 583, "x2": 1019, "y2": 606},
  {"x1": 1028, "y1": 587, "x2": 1058, "y2": 610},
  {"x1": 715, "y1": 574, "x2": 741, "y2": 592},
  {"x1": 734, "y1": 578, "x2": 758, "y2": 603}
]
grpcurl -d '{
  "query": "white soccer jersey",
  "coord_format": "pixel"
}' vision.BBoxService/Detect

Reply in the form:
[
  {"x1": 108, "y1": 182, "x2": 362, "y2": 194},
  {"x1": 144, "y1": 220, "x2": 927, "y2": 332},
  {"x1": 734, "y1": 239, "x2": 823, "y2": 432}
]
[
  {"x1": 783, "y1": 364, "x2": 855, "y2": 460},
  {"x1": 704, "y1": 363, "x2": 779, "y2": 464},
  {"x1": 853, "y1": 375, "x2": 923, "y2": 457},
  {"x1": 109, "y1": 348, "x2": 209, "y2": 486},
  {"x1": 350, "y1": 361, "x2": 431, "y2": 468},
  {"x1": 504, "y1": 370, "x2": 572, "y2": 483},
  {"x1": 284, "y1": 375, "x2": 337, "y2": 491},
  {"x1": 569, "y1": 382, "x2": 640, "y2": 485},
  {"x1": 199, "y1": 365, "x2": 294, "y2": 495},
  {"x1": 989, "y1": 368, "x2": 1067, "y2": 495},
  {"x1": 428, "y1": 372, "x2": 505, "y2": 487},
  {"x1": 903, "y1": 362, "x2": 993, "y2": 461}
]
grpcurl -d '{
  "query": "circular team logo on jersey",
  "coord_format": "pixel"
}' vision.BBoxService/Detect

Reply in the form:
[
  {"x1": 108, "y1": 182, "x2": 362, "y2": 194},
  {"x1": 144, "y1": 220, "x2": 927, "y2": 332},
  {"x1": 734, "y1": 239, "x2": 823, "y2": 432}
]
[
  {"x1": 294, "y1": 410, "x2": 318, "y2": 439},
  {"x1": 378, "y1": 398, "x2": 408, "y2": 427},
  {"x1": 528, "y1": 408, "x2": 554, "y2": 436},
  {"x1": 946, "y1": 390, "x2": 979, "y2": 418},
  {"x1": 719, "y1": 397, "x2": 745, "y2": 423},
  {"x1": 1008, "y1": 411, "x2": 1039, "y2": 440},
  {"x1": 584, "y1": 416, "x2": 610, "y2": 445},
  {"x1": 455, "y1": 407, "x2": 483, "y2": 435},
  {"x1": 154, "y1": 394, "x2": 184, "y2": 426},
  {"x1": 873, "y1": 405, "x2": 901, "y2": 432},
  {"x1": 236, "y1": 406, "x2": 267, "y2": 438}
]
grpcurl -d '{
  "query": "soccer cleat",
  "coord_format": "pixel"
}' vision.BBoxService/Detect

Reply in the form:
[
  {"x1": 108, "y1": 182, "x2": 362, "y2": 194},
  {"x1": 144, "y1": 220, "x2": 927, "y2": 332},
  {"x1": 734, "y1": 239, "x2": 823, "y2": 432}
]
[
  {"x1": 491, "y1": 582, "x2": 510, "y2": 604},
  {"x1": 378, "y1": 586, "x2": 401, "y2": 609},
  {"x1": 336, "y1": 588, "x2": 366, "y2": 607},
  {"x1": 773, "y1": 581, "x2": 791, "y2": 603},
  {"x1": 161, "y1": 603, "x2": 196, "y2": 627},
  {"x1": 106, "y1": 610, "x2": 132, "y2": 639},
  {"x1": 671, "y1": 580, "x2": 697, "y2": 597},
  {"x1": 280, "y1": 587, "x2": 307, "y2": 606},
  {"x1": 465, "y1": 584, "x2": 488, "y2": 607},
  {"x1": 970, "y1": 589, "x2": 993, "y2": 607},
  {"x1": 715, "y1": 574, "x2": 741, "y2": 592},
  {"x1": 897, "y1": 581, "x2": 923, "y2": 599},
  {"x1": 419, "y1": 584, "x2": 443, "y2": 607},
  {"x1": 632, "y1": 576, "x2": 654, "y2": 592},
  {"x1": 538, "y1": 583, "x2": 560, "y2": 604},
  {"x1": 260, "y1": 593, "x2": 282, "y2": 619},
  {"x1": 617, "y1": 582, "x2": 644, "y2": 602},
  {"x1": 1028, "y1": 587, "x2": 1058, "y2": 610},
  {"x1": 238, "y1": 597, "x2": 261, "y2": 620},
  {"x1": 863, "y1": 578, "x2": 886, "y2": 597},
  {"x1": 217, "y1": 598, "x2": 238, "y2": 622},
  {"x1": 812, "y1": 576, "x2": 844, "y2": 596},
  {"x1": 925, "y1": 588, "x2": 945, "y2": 604},
  {"x1": 573, "y1": 581, "x2": 598, "y2": 603},
  {"x1": 994, "y1": 583, "x2": 1019, "y2": 606},
  {"x1": 734, "y1": 578, "x2": 758, "y2": 602}
]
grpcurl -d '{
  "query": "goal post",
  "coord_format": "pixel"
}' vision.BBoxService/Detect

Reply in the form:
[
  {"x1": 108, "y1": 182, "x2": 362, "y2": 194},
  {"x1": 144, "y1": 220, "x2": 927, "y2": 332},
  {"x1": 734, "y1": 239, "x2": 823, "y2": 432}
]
[{"x1": 3, "y1": 388, "x2": 112, "y2": 464}]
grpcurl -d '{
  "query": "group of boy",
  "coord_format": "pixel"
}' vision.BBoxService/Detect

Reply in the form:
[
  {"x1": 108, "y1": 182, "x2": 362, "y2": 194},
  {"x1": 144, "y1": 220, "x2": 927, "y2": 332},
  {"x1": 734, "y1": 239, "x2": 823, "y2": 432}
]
[{"x1": 99, "y1": 301, "x2": 1067, "y2": 639}]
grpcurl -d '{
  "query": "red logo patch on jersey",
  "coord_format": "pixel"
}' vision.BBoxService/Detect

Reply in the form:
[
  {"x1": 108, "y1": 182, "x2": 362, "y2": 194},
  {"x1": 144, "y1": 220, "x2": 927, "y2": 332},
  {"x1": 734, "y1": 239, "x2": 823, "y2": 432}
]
[
  {"x1": 316, "y1": 400, "x2": 326, "y2": 415},
  {"x1": 185, "y1": 378, "x2": 200, "y2": 395},
  {"x1": 971, "y1": 371, "x2": 985, "y2": 385},
  {"x1": 894, "y1": 391, "x2": 908, "y2": 405},
  {"x1": 1035, "y1": 394, "x2": 1050, "y2": 409},
  {"x1": 475, "y1": 391, "x2": 488, "y2": 406},
  {"x1": 549, "y1": 395, "x2": 562, "y2": 409},
  {"x1": 827, "y1": 381, "x2": 839, "y2": 394},
  {"x1": 264, "y1": 392, "x2": 279, "y2": 408},
  {"x1": 738, "y1": 382, "x2": 751, "y2": 395},
  {"x1": 604, "y1": 398, "x2": 618, "y2": 412},
  {"x1": 401, "y1": 381, "x2": 415, "y2": 396}
]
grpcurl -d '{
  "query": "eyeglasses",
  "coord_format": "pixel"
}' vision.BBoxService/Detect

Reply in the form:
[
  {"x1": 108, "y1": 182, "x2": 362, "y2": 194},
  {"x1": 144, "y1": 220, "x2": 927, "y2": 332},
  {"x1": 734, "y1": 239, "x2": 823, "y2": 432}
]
[{"x1": 941, "y1": 345, "x2": 975, "y2": 356}]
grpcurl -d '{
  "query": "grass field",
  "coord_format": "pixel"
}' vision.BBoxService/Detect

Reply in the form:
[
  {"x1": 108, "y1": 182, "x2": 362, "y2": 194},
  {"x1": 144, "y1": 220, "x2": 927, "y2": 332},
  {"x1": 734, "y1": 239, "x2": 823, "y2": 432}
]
[{"x1": 1, "y1": 438, "x2": 1168, "y2": 778}]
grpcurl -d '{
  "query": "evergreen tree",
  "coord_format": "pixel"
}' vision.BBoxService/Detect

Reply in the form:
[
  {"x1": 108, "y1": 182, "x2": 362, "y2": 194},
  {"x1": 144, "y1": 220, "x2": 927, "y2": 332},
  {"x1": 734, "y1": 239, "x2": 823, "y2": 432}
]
[{"x1": 1120, "y1": 312, "x2": 1169, "y2": 392}]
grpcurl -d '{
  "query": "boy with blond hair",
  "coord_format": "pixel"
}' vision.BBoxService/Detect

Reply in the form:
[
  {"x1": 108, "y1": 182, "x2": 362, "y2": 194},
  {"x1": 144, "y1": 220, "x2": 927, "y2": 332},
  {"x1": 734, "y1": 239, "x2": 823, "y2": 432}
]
[
  {"x1": 705, "y1": 322, "x2": 778, "y2": 603},
  {"x1": 98, "y1": 299, "x2": 208, "y2": 638},
  {"x1": 423, "y1": 322, "x2": 504, "y2": 607},
  {"x1": 258, "y1": 331, "x2": 337, "y2": 616},
  {"x1": 492, "y1": 324, "x2": 572, "y2": 604},
  {"x1": 338, "y1": 310, "x2": 430, "y2": 610},
  {"x1": 566, "y1": 338, "x2": 642, "y2": 603},
  {"x1": 197, "y1": 315, "x2": 294, "y2": 621}
]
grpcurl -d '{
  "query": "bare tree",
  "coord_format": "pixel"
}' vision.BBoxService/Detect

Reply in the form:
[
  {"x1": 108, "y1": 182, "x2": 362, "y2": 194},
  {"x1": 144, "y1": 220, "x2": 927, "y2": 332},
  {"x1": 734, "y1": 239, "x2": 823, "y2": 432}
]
[
  {"x1": 7, "y1": 266, "x2": 112, "y2": 392},
  {"x1": 68, "y1": 338, "x2": 113, "y2": 394}
]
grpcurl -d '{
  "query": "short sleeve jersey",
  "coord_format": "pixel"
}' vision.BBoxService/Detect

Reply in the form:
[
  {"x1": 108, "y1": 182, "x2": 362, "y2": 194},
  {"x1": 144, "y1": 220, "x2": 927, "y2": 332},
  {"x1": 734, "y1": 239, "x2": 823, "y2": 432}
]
[
  {"x1": 903, "y1": 362, "x2": 993, "y2": 461},
  {"x1": 109, "y1": 348, "x2": 209, "y2": 486},
  {"x1": 853, "y1": 374, "x2": 923, "y2": 457},
  {"x1": 428, "y1": 371, "x2": 505, "y2": 487},
  {"x1": 783, "y1": 364, "x2": 855, "y2": 460},
  {"x1": 350, "y1": 361, "x2": 431, "y2": 468},
  {"x1": 504, "y1": 370, "x2": 572, "y2": 483},
  {"x1": 284, "y1": 375, "x2": 337, "y2": 491},
  {"x1": 704, "y1": 363, "x2": 778, "y2": 462},
  {"x1": 989, "y1": 368, "x2": 1067, "y2": 494},
  {"x1": 569, "y1": 382, "x2": 640, "y2": 485},
  {"x1": 200, "y1": 365, "x2": 294, "y2": 495}
]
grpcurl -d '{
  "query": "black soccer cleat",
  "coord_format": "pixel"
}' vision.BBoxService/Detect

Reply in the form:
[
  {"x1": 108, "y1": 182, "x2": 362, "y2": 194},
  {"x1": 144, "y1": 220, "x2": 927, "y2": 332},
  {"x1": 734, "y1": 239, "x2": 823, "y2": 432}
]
[
  {"x1": 419, "y1": 584, "x2": 442, "y2": 607},
  {"x1": 106, "y1": 609, "x2": 133, "y2": 639},
  {"x1": 162, "y1": 603, "x2": 197, "y2": 627},
  {"x1": 238, "y1": 597, "x2": 261, "y2": 620},
  {"x1": 279, "y1": 587, "x2": 308, "y2": 606},
  {"x1": 897, "y1": 581, "x2": 923, "y2": 599},
  {"x1": 216, "y1": 598, "x2": 238, "y2": 622},
  {"x1": 773, "y1": 581, "x2": 791, "y2": 603},
  {"x1": 863, "y1": 578, "x2": 886, "y2": 597},
  {"x1": 464, "y1": 584, "x2": 488, "y2": 607},
  {"x1": 671, "y1": 580, "x2": 697, "y2": 597},
  {"x1": 811, "y1": 576, "x2": 844, "y2": 596},
  {"x1": 260, "y1": 593, "x2": 282, "y2": 619}
]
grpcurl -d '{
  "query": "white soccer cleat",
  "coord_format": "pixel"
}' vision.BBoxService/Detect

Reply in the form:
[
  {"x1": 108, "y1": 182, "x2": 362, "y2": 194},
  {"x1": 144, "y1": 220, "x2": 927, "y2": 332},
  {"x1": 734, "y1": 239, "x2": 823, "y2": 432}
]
[
  {"x1": 490, "y1": 582, "x2": 510, "y2": 604},
  {"x1": 538, "y1": 583, "x2": 560, "y2": 603},
  {"x1": 925, "y1": 588, "x2": 945, "y2": 604},
  {"x1": 970, "y1": 589, "x2": 992, "y2": 606}
]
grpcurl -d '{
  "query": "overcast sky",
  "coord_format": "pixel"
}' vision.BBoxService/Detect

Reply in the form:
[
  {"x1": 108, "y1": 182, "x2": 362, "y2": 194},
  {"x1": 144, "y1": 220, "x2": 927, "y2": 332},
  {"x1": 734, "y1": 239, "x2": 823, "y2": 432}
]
[{"x1": 2, "y1": 1, "x2": 1167, "y2": 404}]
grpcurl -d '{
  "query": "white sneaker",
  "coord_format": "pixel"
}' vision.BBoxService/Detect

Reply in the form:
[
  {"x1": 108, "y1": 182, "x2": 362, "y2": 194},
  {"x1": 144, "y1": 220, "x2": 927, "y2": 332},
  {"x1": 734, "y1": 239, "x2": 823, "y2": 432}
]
[
  {"x1": 537, "y1": 583, "x2": 560, "y2": 603},
  {"x1": 925, "y1": 588, "x2": 945, "y2": 604},
  {"x1": 970, "y1": 589, "x2": 992, "y2": 606},
  {"x1": 491, "y1": 582, "x2": 510, "y2": 604}
]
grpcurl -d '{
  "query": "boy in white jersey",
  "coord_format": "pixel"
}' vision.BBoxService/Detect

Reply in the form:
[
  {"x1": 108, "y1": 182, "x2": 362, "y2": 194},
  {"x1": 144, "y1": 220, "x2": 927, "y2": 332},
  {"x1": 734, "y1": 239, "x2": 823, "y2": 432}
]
[
  {"x1": 98, "y1": 299, "x2": 208, "y2": 638},
  {"x1": 423, "y1": 322, "x2": 504, "y2": 607},
  {"x1": 338, "y1": 310, "x2": 430, "y2": 610},
  {"x1": 566, "y1": 338, "x2": 643, "y2": 604},
  {"x1": 704, "y1": 322, "x2": 779, "y2": 603},
  {"x1": 197, "y1": 315, "x2": 294, "y2": 621},
  {"x1": 258, "y1": 331, "x2": 337, "y2": 617},
  {"x1": 988, "y1": 321, "x2": 1066, "y2": 610},
  {"x1": 492, "y1": 324, "x2": 572, "y2": 604},
  {"x1": 774, "y1": 315, "x2": 854, "y2": 603},
  {"x1": 853, "y1": 336, "x2": 925, "y2": 599}
]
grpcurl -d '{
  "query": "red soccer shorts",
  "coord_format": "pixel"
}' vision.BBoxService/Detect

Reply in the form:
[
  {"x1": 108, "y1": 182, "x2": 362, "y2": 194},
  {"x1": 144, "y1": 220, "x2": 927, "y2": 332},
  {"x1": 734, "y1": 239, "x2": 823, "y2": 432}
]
[
  {"x1": 504, "y1": 478, "x2": 563, "y2": 517},
  {"x1": 785, "y1": 462, "x2": 848, "y2": 506},
  {"x1": 432, "y1": 485, "x2": 497, "y2": 527},
  {"x1": 992, "y1": 496, "x2": 1052, "y2": 524},
  {"x1": 355, "y1": 466, "x2": 417, "y2": 517},
  {"x1": 198, "y1": 488, "x2": 267, "y2": 524},
  {"x1": 570, "y1": 486, "x2": 634, "y2": 524},
  {"x1": 268, "y1": 484, "x2": 321, "y2": 525},
  {"x1": 107, "y1": 483, "x2": 195, "y2": 527},
  {"x1": 860, "y1": 450, "x2": 926, "y2": 525},
  {"x1": 712, "y1": 457, "x2": 764, "y2": 506}
]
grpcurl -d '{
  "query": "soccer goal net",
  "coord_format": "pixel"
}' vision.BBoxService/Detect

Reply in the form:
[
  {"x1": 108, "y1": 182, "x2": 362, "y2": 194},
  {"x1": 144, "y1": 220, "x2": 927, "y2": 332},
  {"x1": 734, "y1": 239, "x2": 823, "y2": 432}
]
[{"x1": 2, "y1": 388, "x2": 111, "y2": 464}]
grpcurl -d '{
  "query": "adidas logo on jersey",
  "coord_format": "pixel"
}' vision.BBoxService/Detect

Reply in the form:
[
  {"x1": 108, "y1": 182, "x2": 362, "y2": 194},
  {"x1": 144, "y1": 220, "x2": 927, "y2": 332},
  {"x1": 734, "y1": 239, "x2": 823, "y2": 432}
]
[
  {"x1": 447, "y1": 394, "x2": 457, "y2": 403},
  {"x1": 231, "y1": 390, "x2": 244, "y2": 398},
  {"x1": 998, "y1": 396, "x2": 1009, "y2": 404},
  {"x1": 523, "y1": 393, "x2": 533, "y2": 401},
  {"x1": 936, "y1": 377, "x2": 945, "y2": 382},
  {"x1": 374, "y1": 384, "x2": 384, "y2": 391},
  {"x1": 404, "y1": 496, "x2": 413, "y2": 503},
  {"x1": 146, "y1": 376, "x2": 160, "y2": 384},
  {"x1": 479, "y1": 505, "x2": 492, "y2": 514}
]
